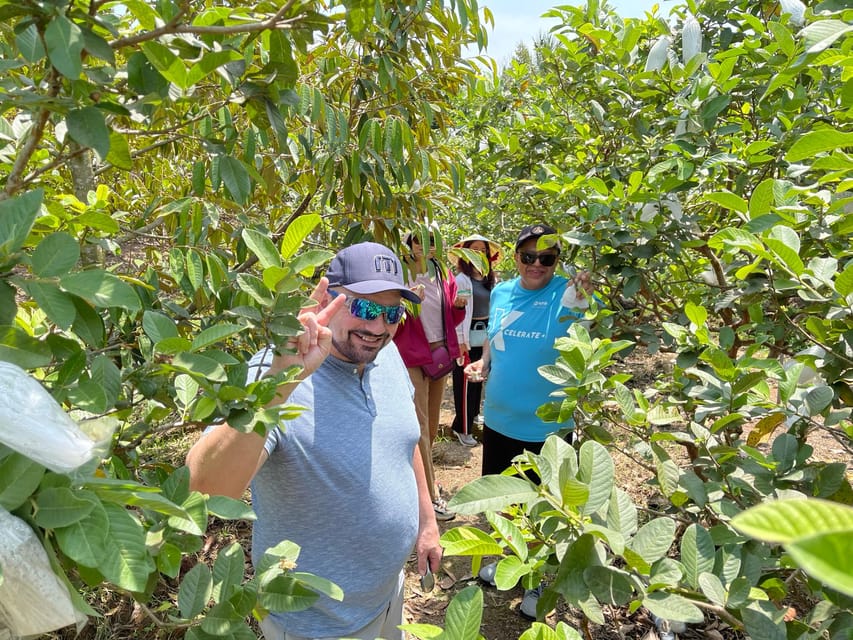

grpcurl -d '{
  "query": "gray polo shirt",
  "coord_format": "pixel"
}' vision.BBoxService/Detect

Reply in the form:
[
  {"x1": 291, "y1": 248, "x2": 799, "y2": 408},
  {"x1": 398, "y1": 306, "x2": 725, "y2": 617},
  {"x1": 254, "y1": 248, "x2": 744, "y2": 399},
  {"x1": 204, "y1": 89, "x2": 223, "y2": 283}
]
[{"x1": 247, "y1": 342, "x2": 420, "y2": 637}]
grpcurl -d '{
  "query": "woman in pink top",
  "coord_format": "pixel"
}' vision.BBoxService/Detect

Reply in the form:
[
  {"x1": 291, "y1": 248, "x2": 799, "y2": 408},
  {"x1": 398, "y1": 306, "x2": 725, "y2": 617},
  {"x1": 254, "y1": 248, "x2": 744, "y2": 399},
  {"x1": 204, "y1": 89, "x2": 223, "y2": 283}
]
[{"x1": 393, "y1": 231, "x2": 465, "y2": 520}]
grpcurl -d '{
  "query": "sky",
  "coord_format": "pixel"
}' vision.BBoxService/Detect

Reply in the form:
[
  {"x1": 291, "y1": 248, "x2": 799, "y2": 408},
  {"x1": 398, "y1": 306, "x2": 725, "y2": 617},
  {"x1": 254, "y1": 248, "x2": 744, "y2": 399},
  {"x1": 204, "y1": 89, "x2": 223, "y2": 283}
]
[{"x1": 469, "y1": 0, "x2": 682, "y2": 66}]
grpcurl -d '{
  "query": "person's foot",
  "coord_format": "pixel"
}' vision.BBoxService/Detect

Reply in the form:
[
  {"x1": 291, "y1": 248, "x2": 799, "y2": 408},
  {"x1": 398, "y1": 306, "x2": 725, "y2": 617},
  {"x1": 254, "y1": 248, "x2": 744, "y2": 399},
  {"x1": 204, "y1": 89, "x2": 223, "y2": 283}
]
[
  {"x1": 519, "y1": 584, "x2": 544, "y2": 619},
  {"x1": 478, "y1": 561, "x2": 497, "y2": 586},
  {"x1": 432, "y1": 497, "x2": 456, "y2": 521},
  {"x1": 454, "y1": 430, "x2": 477, "y2": 447}
]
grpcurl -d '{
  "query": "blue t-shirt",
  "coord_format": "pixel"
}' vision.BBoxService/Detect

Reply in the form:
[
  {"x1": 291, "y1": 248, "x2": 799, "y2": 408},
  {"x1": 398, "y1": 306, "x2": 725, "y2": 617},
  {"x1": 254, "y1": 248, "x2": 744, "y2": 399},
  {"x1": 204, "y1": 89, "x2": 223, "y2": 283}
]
[
  {"x1": 483, "y1": 275, "x2": 584, "y2": 442},
  {"x1": 247, "y1": 343, "x2": 420, "y2": 637}
]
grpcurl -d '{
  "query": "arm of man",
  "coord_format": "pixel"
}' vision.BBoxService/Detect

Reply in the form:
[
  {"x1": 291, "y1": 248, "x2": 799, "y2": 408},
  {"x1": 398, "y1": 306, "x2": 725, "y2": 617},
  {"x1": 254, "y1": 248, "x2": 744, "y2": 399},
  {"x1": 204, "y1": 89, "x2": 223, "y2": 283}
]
[
  {"x1": 411, "y1": 444, "x2": 442, "y2": 576},
  {"x1": 185, "y1": 278, "x2": 346, "y2": 499}
]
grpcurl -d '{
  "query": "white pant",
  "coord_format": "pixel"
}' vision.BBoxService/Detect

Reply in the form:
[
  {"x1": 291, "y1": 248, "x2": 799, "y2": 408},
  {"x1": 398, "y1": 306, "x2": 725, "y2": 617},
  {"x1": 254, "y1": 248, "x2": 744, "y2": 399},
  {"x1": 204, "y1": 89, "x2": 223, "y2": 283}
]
[{"x1": 258, "y1": 570, "x2": 406, "y2": 640}]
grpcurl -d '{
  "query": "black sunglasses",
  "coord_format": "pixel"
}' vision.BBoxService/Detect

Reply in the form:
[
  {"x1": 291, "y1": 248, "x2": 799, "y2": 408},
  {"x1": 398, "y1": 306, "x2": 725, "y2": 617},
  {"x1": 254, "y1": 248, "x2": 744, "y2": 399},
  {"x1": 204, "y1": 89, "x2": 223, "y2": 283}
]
[{"x1": 518, "y1": 251, "x2": 559, "y2": 267}]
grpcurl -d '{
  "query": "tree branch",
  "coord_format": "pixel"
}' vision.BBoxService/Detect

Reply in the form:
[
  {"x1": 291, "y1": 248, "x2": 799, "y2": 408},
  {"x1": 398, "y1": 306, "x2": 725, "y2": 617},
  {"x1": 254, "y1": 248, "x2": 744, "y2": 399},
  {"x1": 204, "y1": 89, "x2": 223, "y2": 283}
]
[{"x1": 110, "y1": 0, "x2": 300, "y2": 49}]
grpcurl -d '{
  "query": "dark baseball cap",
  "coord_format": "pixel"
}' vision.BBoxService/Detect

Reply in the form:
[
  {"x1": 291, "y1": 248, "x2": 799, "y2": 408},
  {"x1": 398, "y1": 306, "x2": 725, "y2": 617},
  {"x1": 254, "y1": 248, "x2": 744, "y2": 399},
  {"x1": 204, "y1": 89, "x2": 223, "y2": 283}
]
[
  {"x1": 515, "y1": 224, "x2": 560, "y2": 251},
  {"x1": 326, "y1": 242, "x2": 422, "y2": 303}
]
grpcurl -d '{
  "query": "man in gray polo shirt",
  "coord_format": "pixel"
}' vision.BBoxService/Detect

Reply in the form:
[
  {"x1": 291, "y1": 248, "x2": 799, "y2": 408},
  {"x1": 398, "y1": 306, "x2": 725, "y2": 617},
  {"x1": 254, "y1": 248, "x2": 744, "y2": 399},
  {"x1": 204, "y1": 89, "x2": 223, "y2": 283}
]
[{"x1": 187, "y1": 242, "x2": 441, "y2": 639}]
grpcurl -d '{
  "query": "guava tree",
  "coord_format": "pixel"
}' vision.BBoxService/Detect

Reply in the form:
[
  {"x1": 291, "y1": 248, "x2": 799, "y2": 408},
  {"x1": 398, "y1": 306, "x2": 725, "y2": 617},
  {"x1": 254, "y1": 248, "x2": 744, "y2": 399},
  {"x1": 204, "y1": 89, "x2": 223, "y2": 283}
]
[
  {"x1": 0, "y1": 0, "x2": 488, "y2": 634},
  {"x1": 431, "y1": 1, "x2": 853, "y2": 638}
]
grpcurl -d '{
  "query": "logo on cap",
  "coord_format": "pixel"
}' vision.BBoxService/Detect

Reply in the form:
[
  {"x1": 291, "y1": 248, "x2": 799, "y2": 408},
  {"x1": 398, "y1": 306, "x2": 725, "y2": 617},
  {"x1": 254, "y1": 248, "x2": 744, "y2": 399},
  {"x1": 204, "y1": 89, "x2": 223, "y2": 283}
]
[
  {"x1": 532, "y1": 225, "x2": 546, "y2": 235},
  {"x1": 374, "y1": 255, "x2": 399, "y2": 276}
]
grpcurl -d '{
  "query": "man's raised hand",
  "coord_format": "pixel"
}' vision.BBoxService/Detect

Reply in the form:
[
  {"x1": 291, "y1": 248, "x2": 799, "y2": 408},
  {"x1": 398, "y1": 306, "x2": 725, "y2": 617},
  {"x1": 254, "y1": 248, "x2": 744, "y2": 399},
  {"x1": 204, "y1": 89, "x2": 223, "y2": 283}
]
[{"x1": 270, "y1": 278, "x2": 346, "y2": 379}]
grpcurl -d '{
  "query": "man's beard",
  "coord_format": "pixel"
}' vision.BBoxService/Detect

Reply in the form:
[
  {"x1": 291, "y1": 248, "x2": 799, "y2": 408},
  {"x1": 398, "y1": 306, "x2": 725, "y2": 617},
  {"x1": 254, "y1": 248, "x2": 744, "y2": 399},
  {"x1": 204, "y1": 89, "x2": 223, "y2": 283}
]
[{"x1": 332, "y1": 330, "x2": 390, "y2": 364}]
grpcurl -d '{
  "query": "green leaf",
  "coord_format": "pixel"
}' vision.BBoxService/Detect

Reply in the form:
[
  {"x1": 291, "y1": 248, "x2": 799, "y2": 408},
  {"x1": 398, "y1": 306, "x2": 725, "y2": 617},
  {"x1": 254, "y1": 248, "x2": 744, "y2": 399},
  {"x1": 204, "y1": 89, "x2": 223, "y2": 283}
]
[
  {"x1": 206, "y1": 495, "x2": 256, "y2": 521},
  {"x1": 34, "y1": 487, "x2": 98, "y2": 528},
  {"x1": 187, "y1": 50, "x2": 243, "y2": 87},
  {"x1": 219, "y1": 155, "x2": 252, "y2": 204},
  {"x1": 66, "y1": 107, "x2": 111, "y2": 160},
  {"x1": 16, "y1": 23, "x2": 45, "y2": 62},
  {"x1": 440, "y1": 585, "x2": 484, "y2": 639},
  {"x1": 748, "y1": 179, "x2": 775, "y2": 219},
  {"x1": 488, "y1": 512, "x2": 529, "y2": 560},
  {"x1": 99, "y1": 503, "x2": 155, "y2": 592},
  {"x1": 577, "y1": 440, "x2": 614, "y2": 515},
  {"x1": 236, "y1": 274, "x2": 274, "y2": 305},
  {"x1": 0, "y1": 451, "x2": 45, "y2": 510},
  {"x1": 106, "y1": 132, "x2": 132, "y2": 170},
  {"x1": 446, "y1": 475, "x2": 539, "y2": 514},
  {"x1": 80, "y1": 26, "x2": 115, "y2": 65},
  {"x1": 741, "y1": 604, "x2": 787, "y2": 640},
  {"x1": 698, "y1": 572, "x2": 727, "y2": 606},
  {"x1": 191, "y1": 324, "x2": 244, "y2": 352},
  {"x1": 629, "y1": 517, "x2": 676, "y2": 564},
  {"x1": 172, "y1": 352, "x2": 228, "y2": 382},
  {"x1": 684, "y1": 301, "x2": 707, "y2": 327},
  {"x1": 0, "y1": 283, "x2": 15, "y2": 324},
  {"x1": 54, "y1": 503, "x2": 109, "y2": 566},
  {"x1": 179, "y1": 562, "x2": 214, "y2": 618},
  {"x1": 0, "y1": 189, "x2": 43, "y2": 258},
  {"x1": 705, "y1": 190, "x2": 748, "y2": 214},
  {"x1": 291, "y1": 249, "x2": 334, "y2": 278},
  {"x1": 170, "y1": 491, "x2": 208, "y2": 536},
  {"x1": 140, "y1": 41, "x2": 188, "y2": 88},
  {"x1": 764, "y1": 226, "x2": 803, "y2": 275},
  {"x1": 142, "y1": 310, "x2": 178, "y2": 343},
  {"x1": 157, "y1": 542, "x2": 183, "y2": 579},
  {"x1": 18, "y1": 280, "x2": 76, "y2": 330},
  {"x1": 836, "y1": 261, "x2": 853, "y2": 297},
  {"x1": 45, "y1": 14, "x2": 83, "y2": 78},
  {"x1": 787, "y1": 531, "x2": 853, "y2": 597},
  {"x1": 60, "y1": 270, "x2": 141, "y2": 311},
  {"x1": 280, "y1": 214, "x2": 322, "y2": 259},
  {"x1": 242, "y1": 228, "x2": 281, "y2": 269},
  {"x1": 0, "y1": 325, "x2": 52, "y2": 368},
  {"x1": 731, "y1": 498, "x2": 853, "y2": 544},
  {"x1": 802, "y1": 20, "x2": 853, "y2": 54},
  {"x1": 804, "y1": 385, "x2": 834, "y2": 415},
  {"x1": 607, "y1": 487, "x2": 638, "y2": 537},
  {"x1": 31, "y1": 232, "x2": 80, "y2": 277},
  {"x1": 584, "y1": 566, "x2": 634, "y2": 605},
  {"x1": 439, "y1": 525, "x2": 505, "y2": 556},
  {"x1": 71, "y1": 297, "x2": 106, "y2": 347},
  {"x1": 211, "y1": 542, "x2": 246, "y2": 603},
  {"x1": 642, "y1": 591, "x2": 705, "y2": 624},
  {"x1": 680, "y1": 524, "x2": 715, "y2": 590},
  {"x1": 785, "y1": 127, "x2": 853, "y2": 163},
  {"x1": 257, "y1": 574, "x2": 321, "y2": 613},
  {"x1": 127, "y1": 50, "x2": 169, "y2": 95}
]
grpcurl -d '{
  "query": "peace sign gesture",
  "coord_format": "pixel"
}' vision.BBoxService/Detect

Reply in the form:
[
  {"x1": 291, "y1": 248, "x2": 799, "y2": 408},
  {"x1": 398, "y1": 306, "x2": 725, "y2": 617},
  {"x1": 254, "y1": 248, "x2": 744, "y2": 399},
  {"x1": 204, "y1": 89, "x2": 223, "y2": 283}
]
[{"x1": 268, "y1": 277, "x2": 347, "y2": 380}]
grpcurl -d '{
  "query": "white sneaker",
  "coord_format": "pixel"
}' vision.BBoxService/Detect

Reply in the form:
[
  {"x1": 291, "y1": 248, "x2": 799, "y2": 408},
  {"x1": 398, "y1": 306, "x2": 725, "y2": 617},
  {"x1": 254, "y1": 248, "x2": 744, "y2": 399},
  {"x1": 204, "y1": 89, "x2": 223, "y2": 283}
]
[
  {"x1": 432, "y1": 497, "x2": 456, "y2": 521},
  {"x1": 478, "y1": 561, "x2": 497, "y2": 586},
  {"x1": 455, "y1": 431, "x2": 477, "y2": 447},
  {"x1": 520, "y1": 584, "x2": 544, "y2": 619}
]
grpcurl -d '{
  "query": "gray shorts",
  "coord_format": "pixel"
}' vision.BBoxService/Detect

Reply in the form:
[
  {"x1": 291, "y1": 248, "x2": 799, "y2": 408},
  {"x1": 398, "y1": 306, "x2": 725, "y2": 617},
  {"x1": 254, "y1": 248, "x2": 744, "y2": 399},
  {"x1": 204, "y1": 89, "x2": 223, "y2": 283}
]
[{"x1": 258, "y1": 570, "x2": 406, "y2": 640}]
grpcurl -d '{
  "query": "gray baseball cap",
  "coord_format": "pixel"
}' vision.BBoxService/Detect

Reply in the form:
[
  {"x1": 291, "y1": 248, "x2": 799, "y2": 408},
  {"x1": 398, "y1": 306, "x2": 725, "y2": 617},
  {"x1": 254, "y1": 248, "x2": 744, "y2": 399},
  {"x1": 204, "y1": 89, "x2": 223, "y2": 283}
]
[{"x1": 326, "y1": 242, "x2": 422, "y2": 303}]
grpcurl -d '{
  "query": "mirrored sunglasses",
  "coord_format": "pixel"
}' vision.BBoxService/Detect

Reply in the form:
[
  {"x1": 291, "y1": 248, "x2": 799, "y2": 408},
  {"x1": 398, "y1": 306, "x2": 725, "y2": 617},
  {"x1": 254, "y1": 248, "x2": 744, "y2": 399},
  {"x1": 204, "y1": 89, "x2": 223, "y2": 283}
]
[
  {"x1": 331, "y1": 292, "x2": 405, "y2": 324},
  {"x1": 519, "y1": 251, "x2": 559, "y2": 267}
]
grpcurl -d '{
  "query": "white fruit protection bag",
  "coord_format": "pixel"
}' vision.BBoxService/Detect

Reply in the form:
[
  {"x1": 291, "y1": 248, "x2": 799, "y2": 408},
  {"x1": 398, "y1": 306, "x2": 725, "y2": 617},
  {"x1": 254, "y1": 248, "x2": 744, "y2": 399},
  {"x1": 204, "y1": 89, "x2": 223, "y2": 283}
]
[
  {"x1": 0, "y1": 361, "x2": 112, "y2": 473},
  {"x1": 0, "y1": 361, "x2": 113, "y2": 636},
  {"x1": 0, "y1": 507, "x2": 87, "y2": 637}
]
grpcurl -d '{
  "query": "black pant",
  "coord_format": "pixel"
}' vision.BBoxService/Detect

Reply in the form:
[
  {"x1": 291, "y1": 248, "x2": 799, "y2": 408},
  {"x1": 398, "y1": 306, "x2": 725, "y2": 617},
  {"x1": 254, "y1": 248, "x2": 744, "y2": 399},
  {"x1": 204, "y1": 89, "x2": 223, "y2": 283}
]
[
  {"x1": 450, "y1": 344, "x2": 484, "y2": 435},
  {"x1": 481, "y1": 425, "x2": 577, "y2": 480}
]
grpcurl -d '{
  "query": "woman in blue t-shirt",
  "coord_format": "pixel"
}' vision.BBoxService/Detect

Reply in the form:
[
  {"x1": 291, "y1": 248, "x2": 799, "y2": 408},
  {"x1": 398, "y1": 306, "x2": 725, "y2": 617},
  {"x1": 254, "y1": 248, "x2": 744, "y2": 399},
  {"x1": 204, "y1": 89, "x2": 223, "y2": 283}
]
[
  {"x1": 463, "y1": 222, "x2": 595, "y2": 619},
  {"x1": 464, "y1": 223, "x2": 594, "y2": 474}
]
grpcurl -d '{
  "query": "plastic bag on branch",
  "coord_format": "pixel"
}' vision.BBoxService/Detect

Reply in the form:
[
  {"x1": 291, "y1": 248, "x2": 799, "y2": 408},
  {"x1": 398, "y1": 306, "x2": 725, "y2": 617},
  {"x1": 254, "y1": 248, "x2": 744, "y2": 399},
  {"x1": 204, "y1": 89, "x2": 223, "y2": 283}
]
[
  {"x1": 0, "y1": 507, "x2": 87, "y2": 637},
  {"x1": 0, "y1": 361, "x2": 113, "y2": 473}
]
